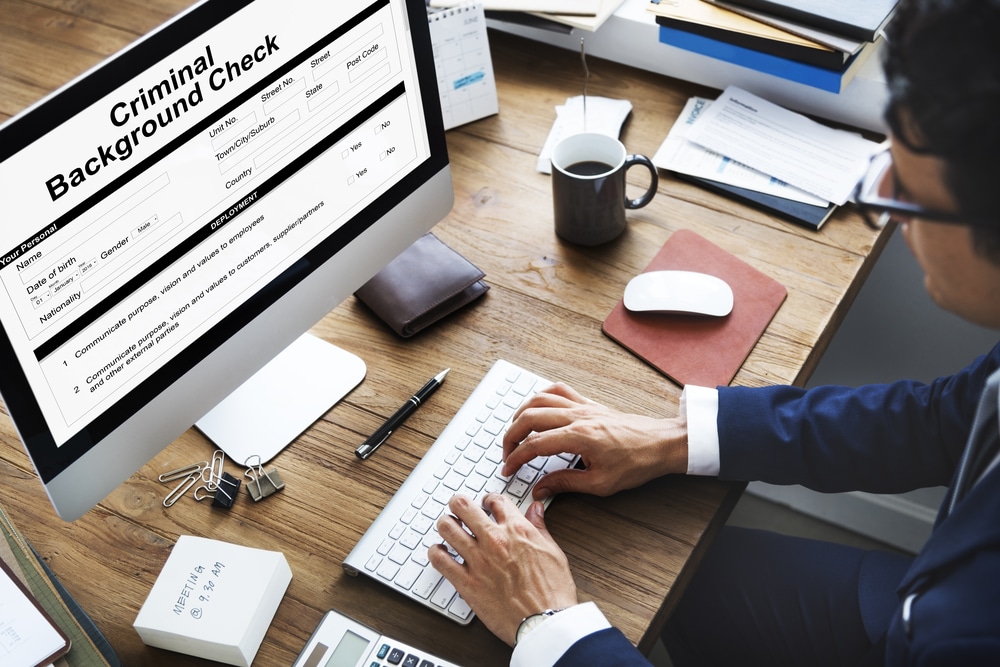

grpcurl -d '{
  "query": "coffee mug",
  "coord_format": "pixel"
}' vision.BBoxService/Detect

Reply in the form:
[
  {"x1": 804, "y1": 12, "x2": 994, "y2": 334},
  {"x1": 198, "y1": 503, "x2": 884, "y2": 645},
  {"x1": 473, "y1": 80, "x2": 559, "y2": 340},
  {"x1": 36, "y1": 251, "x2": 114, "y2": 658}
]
[{"x1": 551, "y1": 132, "x2": 658, "y2": 246}]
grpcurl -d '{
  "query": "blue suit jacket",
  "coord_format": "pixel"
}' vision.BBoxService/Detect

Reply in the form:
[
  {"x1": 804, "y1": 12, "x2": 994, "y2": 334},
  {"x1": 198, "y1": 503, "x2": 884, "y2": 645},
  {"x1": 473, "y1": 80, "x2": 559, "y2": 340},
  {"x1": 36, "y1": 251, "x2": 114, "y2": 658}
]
[{"x1": 556, "y1": 342, "x2": 1000, "y2": 666}]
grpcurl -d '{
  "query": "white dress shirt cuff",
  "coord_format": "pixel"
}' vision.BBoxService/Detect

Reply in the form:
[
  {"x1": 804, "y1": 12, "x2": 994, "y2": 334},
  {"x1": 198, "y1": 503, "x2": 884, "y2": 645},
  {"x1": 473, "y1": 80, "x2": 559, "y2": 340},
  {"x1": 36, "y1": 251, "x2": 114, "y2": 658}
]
[
  {"x1": 680, "y1": 385, "x2": 721, "y2": 476},
  {"x1": 510, "y1": 601, "x2": 611, "y2": 667}
]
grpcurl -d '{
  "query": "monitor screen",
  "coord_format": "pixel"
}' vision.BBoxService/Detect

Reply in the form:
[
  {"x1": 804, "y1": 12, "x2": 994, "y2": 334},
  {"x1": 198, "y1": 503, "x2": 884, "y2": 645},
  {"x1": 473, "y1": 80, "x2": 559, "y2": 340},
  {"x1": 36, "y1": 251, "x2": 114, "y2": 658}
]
[{"x1": 0, "y1": 0, "x2": 452, "y2": 519}]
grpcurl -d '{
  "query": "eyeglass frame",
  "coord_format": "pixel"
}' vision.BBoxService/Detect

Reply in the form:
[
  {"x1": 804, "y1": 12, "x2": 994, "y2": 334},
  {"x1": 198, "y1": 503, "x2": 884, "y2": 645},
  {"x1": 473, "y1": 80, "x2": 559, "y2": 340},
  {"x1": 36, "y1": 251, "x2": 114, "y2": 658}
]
[{"x1": 852, "y1": 146, "x2": 996, "y2": 230}]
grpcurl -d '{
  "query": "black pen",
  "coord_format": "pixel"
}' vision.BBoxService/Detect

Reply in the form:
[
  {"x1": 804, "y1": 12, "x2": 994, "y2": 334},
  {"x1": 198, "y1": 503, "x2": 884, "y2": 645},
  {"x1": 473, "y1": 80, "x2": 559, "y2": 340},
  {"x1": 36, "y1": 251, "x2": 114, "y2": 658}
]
[{"x1": 355, "y1": 369, "x2": 449, "y2": 460}]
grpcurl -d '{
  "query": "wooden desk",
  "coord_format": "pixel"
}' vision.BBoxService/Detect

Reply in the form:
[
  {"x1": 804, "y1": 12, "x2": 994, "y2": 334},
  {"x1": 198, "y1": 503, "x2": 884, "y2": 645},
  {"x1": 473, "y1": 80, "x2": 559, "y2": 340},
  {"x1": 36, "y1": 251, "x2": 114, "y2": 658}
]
[{"x1": 0, "y1": 2, "x2": 886, "y2": 665}]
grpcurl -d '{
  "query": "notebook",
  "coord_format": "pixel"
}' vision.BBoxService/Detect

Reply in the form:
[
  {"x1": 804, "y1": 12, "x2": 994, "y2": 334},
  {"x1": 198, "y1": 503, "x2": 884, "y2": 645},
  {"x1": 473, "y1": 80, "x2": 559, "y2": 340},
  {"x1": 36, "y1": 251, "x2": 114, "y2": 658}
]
[
  {"x1": 603, "y1": 229, "x2": 787, "y2": 387},
  {"x1": 0, "y1": 504, "x2": 121, "y2": 666}
]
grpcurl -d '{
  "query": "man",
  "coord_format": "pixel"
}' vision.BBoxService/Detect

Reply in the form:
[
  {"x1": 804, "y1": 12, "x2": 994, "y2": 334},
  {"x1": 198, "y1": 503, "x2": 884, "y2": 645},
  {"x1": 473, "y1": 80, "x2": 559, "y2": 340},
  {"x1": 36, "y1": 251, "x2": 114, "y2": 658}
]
[{"x1": 428, "y1": 0, "x2": 1000, "y2": 664}]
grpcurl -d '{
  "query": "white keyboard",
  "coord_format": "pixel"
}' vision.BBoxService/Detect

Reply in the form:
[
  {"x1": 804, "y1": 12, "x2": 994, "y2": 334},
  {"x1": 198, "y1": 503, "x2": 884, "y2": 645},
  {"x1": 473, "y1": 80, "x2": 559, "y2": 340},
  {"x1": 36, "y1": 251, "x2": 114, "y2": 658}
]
[{"x1": 343, "y1": 359, "x2": 580, "y2": 624}]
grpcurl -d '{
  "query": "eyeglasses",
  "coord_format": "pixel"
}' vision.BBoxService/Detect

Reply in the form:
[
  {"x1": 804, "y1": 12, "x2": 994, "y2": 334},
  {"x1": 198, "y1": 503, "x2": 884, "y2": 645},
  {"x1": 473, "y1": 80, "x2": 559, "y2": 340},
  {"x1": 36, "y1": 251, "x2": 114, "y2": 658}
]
[{"x1": 852, "y1": 147, "x2": 996, "y2": 230}]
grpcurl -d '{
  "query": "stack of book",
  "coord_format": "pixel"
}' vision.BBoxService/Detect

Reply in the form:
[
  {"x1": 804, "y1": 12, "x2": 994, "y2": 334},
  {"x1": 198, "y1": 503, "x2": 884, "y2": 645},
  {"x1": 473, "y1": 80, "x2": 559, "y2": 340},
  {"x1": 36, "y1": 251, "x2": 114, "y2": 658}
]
[{"x1": 649, "y1": 0, "x2": 897, "y2": 93}]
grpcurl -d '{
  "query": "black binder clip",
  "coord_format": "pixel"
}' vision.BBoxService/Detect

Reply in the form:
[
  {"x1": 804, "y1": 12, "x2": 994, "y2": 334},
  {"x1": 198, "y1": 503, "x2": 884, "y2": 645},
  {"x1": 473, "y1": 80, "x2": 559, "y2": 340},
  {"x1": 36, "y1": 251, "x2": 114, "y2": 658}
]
[
  {"x1": 210, "y1": 472, "x2": 241, "y2": 509},
  {"x1": 244, "y1": 455, "x2": 285, "y2": 502}
]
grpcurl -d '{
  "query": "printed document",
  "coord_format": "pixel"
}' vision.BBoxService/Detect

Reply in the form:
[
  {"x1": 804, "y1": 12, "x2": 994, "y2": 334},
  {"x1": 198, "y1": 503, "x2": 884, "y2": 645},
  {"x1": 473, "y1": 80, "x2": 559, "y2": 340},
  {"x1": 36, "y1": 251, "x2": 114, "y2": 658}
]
[
  {"x1": 654, "y1": 96, "x2": 827, "y2": 206},
  {"x1": 684, "y1": 86, "x2": 880, "y2": 205}
]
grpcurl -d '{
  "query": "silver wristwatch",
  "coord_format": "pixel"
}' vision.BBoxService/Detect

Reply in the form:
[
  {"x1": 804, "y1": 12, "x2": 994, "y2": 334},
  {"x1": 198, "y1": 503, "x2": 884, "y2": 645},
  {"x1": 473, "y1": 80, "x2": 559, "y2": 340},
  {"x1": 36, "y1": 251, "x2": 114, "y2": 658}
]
[{"x1": 514, "y1": 608, "x2": 564, "y2": 646}]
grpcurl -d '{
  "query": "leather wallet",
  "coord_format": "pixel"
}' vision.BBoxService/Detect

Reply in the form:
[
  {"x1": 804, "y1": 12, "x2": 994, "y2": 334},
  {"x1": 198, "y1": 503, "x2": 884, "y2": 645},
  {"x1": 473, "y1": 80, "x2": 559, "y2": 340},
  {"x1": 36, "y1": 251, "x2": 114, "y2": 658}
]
[{"x1": 355, "y1": 233, "x2": 489, "y2": 337}]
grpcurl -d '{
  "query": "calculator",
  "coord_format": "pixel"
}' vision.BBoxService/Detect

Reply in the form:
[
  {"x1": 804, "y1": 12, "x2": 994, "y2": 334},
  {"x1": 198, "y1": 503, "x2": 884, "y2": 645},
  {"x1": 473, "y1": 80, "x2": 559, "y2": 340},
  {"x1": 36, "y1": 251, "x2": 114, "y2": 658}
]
[{"x1": 292, "y1": 609, "x2": 464, "y2": 667}]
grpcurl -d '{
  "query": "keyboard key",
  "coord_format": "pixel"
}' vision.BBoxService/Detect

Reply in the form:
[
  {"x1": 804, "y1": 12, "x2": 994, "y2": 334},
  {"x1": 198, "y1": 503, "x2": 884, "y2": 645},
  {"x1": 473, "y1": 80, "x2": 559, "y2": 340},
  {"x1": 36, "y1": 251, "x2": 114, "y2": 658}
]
[
  {"x1": 453, "y1": 458, "x2": 475, "y2": 477},
  {"x1": 410, "y1": 514, "x2": 433, "y2": 535},
  {"x1": 543, "y1": 456, "x2": 570, "y2": 474},
  {"x1": 512, "y1": 377, "x2": 536, "y2": 396},
  {"x1": 483, "y1": 417, "x2": 505, "y2": 436},
  {"x1": 432, "y1": 486, "x2": 454, "y2": 506},
  {"x1": 526, "y1": 456, "x2": 547, "y2": 470},
  {"x1": 463, "y1": 446, "x2": 486, "y2": 463},
  {"x1": 430, "y1": 579, "x2": 457, "y2": 609},
  {"x1": 377, "y1": 560, "x2": 400, "y2": 581},
  {"x1": 506, "y1": 479, "x2": 530, "y2": 498},
  {"x1": 388, "y1": 543, "x2": 411, "y2": 565},
  {"x1": 464, "y1": 473, "x2": 488, "y2": 493},
  {"x1": 515, "y1": 467, "x2": 538, "y2": 485},
  {"x1": 399, "y1": 529, "x2": 422, "y2": 550},
  {"x1": 395, "y1": 561, "x2": 423, "y2": 590},
  {"x1": 421, "y1": 500, "x2": 446, "y2": 521},
  {"x1": 449, "y1": 595, "x2": 473, "y2": 620},
  {"x1": 442, "y1": 471, "x2": 464, "y2": 491},
  {"x1": 494, "y1": 404, "x2": 515, "y2": 423},
  {"x1": 365, "y1": 554, "x2": 382, "y2": 572},
  {"x1": 411, "y1": 567, "x2": 442, "y2": 599},
  {"x1": 484, "y1": 445, "x2": 503, "y2": 464},
  {"x1": 484, "y1": 478, "x2": 507, "y2": 495},
  {"x1": 410, "y1": 547, "x2": 430, "y2": 567}
]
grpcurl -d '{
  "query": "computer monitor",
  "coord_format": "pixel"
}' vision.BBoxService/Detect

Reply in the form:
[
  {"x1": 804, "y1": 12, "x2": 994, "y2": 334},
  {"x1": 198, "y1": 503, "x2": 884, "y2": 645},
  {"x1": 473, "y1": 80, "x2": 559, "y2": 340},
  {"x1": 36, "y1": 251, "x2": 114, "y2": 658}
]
[{"x1": 0, "y1": 0, "x2": 453, "y2": 520}]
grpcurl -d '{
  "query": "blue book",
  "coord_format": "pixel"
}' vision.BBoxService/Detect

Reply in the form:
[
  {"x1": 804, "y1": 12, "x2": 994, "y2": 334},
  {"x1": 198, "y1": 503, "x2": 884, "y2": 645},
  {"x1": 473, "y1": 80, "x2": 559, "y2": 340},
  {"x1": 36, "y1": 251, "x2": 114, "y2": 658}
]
[{"x1": 658, "y1": 24, "x2": 862, "y2": 93}]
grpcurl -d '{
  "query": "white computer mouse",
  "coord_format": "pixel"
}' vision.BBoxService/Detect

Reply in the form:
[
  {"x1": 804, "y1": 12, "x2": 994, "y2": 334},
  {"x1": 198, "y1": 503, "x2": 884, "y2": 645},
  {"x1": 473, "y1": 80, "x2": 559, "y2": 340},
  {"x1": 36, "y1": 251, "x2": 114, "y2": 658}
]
[{"x1": 623, "y1": 270, "x2": 734, "y2": 317}]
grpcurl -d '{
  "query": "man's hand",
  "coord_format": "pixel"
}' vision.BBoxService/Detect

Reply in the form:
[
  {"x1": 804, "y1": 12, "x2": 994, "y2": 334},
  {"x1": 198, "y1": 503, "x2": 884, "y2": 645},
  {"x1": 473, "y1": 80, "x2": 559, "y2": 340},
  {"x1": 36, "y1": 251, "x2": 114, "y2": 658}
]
[
  {"x1": 502, "y1": 383, "x2": 688, "y2": 500},
  {"x1": 429, "y1": 494, "x2": 578, "y2": 646}
]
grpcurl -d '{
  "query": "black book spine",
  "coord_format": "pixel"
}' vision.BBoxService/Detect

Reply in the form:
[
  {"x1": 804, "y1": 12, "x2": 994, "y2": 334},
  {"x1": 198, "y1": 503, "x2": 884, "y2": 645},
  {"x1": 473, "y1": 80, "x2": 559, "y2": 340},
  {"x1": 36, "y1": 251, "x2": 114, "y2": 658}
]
[
  {"x1": 653, "y1": 15, "x2": 847, "y2": 70},
  {"x1": 720, "y1": 0, "x2": 880, "y2": 41}
]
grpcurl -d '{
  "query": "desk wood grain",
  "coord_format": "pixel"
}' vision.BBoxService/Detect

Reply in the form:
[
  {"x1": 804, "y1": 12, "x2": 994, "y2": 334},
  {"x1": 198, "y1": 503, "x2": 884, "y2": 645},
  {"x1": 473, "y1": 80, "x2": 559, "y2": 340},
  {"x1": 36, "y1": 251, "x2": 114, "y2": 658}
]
[{"x1": 0, "y1": 2, "x2": 886, "y2": 665}]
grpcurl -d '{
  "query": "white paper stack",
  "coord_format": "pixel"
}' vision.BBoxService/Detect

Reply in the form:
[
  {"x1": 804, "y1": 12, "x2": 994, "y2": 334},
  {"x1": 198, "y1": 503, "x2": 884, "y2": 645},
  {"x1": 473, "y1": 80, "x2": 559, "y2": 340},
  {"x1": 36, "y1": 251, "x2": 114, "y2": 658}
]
[{"x1": 134, "y1": 536, "x2": 292, "y2": 666}]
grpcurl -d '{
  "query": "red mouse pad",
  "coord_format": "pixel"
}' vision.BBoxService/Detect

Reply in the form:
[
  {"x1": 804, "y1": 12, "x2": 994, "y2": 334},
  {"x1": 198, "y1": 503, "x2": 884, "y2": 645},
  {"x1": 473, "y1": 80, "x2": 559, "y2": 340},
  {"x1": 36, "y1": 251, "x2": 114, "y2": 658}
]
[{"x1": 603, "y1": 229, "x2": 787, "y2": 387}]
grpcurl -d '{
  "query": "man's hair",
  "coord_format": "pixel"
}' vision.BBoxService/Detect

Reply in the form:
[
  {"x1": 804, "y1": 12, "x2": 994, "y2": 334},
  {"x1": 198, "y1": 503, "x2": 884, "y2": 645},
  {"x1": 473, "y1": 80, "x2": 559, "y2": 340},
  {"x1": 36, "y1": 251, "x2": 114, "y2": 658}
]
[{"x1": 883, "y1": 0, "x2": 1000, "y2": 260}]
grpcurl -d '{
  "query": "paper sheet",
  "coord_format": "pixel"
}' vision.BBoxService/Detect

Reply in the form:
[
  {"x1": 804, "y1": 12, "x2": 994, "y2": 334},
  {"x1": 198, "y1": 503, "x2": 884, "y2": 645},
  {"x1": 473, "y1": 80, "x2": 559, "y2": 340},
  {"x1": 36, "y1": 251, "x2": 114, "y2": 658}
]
[
  {"x1": 430, "y1": 0, "x2": 600, "y2": 15},
  {"x1": 528, "y1": 0, "x2": 627, "y2": 31},
  {"x1": 684, "y1": 85, "x2": 880, "y2": 205},
  {"x1": 537, "y1": 95, "x2": 633, "y2": 173},
  {"x1": 0, "y1": 563, "x2": 67, "y2": 667},
  {"x1": 654, "y1": 96, "x2": 827, "y2": 206}
]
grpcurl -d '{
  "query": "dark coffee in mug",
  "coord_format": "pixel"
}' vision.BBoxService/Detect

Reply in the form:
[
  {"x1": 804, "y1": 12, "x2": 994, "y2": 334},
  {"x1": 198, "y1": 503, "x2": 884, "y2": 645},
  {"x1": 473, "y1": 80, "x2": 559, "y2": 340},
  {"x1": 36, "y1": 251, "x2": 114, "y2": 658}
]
[
  {"x1": 565, "y1": 160, "x2": 613, "y2": 177},
  {"x1": 551, "y1": 133, "x2": 658, "y2": 246}
]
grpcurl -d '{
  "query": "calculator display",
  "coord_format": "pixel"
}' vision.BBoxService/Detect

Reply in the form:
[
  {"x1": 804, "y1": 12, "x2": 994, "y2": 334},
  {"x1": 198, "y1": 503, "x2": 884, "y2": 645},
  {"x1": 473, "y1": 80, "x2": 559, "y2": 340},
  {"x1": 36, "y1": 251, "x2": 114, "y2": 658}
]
[{"x1": 325, "y1": 630, "x2": 370, "y2": 667}]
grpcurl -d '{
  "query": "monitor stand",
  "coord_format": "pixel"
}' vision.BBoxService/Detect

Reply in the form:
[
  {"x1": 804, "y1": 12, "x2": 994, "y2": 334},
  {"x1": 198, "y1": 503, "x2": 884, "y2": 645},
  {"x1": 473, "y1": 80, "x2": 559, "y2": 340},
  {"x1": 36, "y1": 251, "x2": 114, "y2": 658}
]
[{"x1": 195, "y1": 333, "x2": 366, "y2": 465}]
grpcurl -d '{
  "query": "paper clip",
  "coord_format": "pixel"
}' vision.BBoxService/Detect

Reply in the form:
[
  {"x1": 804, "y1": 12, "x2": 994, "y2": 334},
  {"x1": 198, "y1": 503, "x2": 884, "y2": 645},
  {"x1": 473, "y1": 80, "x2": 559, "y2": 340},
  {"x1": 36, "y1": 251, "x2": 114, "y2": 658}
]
[
  {"x1": 163, "y1": 473, "x2": 199, "y2": 507},
  {"x1": 244, "y1": 455, "x2": 285, "y2": 502},
  {"x1": 158, "y1": 463, "x2": 204, "y2": 483},
  {"x1": 201, "y1": 449, "x2": 225, "y2": 491}
]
